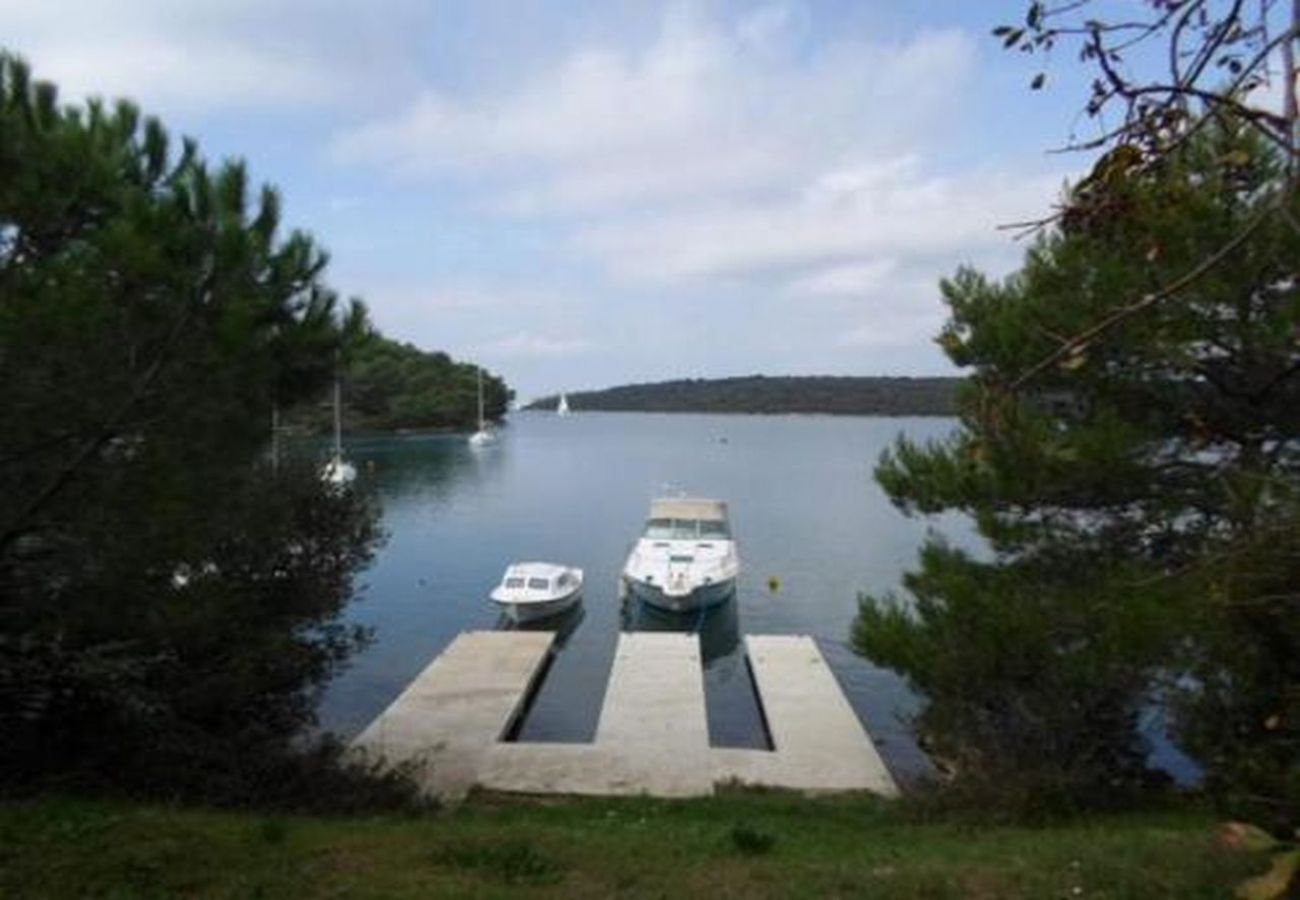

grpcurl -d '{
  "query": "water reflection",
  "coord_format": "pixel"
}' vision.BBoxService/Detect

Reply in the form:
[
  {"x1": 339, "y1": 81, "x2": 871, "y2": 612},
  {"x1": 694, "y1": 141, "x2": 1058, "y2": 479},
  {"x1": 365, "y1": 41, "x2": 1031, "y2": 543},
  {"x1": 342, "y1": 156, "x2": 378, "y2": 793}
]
[
  {"x1": 317, "y1": 413, "x2": 971, "y2": 766},
  {"x1": 346, "y1": 431, "x2": 508, "y2": 506},
  {"x1": 495, "y1": 603, "x2": 586, "y2": 650},
  {"x1": 620, "y1": 593, "x2": 740, "y2": 668}
]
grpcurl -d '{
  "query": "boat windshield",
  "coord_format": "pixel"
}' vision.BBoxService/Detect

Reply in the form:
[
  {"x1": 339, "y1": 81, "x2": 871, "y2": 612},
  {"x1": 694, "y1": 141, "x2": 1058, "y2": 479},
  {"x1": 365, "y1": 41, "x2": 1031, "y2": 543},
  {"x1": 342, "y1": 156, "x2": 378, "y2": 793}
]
[
  {"x1": 699, "y1": 520, "x2": 729, "y2": 539},
  {"x1": 644, "y1": 518, "x2": 730, "y2": 539},
  {"x1": 505, "y1": 577, "x2": 526, "y2": 588},
  {"x1": 527, "y1": 577, "x2": 550, "y2": 590}
]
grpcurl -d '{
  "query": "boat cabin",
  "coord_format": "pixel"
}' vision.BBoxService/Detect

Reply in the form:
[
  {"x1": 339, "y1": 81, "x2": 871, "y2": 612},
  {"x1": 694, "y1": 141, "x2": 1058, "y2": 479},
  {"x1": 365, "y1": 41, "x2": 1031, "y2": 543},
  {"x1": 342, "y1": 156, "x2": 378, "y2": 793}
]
[
  {"x1": 643, "y1": 498, "x2": 732, "y2": 541},
  {"x1": 501, "y1": 568, "x2": 580, "y2": 596}
]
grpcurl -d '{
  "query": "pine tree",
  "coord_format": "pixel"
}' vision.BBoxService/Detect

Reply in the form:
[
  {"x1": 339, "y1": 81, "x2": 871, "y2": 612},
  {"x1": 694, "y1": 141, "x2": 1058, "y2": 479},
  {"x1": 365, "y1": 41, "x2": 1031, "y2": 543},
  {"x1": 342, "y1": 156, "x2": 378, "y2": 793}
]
[
  {"x1": 0, "y1": 54, "x2": 391, "y2": 803},
  {"x1": 855, "y1": 119, "x2": 1300, "y2": 818}
]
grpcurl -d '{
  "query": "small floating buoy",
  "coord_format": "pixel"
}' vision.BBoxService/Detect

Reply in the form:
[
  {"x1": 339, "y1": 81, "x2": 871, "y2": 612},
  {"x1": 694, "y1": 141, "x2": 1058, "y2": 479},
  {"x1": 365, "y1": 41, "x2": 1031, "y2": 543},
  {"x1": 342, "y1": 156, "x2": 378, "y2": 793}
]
[{"x1": 767, "y1": 575, "x2": 781, "y2": 593}]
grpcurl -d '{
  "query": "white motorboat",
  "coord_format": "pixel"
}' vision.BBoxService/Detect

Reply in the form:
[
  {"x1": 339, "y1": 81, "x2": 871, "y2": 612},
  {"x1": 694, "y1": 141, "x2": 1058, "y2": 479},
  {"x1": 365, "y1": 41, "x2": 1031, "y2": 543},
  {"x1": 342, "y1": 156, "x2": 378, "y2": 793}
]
[
  {"x1": 490, "y1": 562, "x2": 584, "y2": 623},
  {"x1": 468, "y1": 365, "x2": 496, "y2": 446},
  {"x1": 557, "y1": 392, "x2": 571, "y2": 416},
  {"x1": 621, "y1": 497, "x2": 739, "y2": 613}
]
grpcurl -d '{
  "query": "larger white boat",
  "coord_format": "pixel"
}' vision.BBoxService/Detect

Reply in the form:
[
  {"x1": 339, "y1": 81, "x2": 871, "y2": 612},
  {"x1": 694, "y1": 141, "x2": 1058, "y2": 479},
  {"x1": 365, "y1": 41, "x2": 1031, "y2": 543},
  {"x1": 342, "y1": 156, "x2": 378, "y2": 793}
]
[
  {"x1": 621, "y1": 497, "x2": 739, "y2": 613},
  {"x1": 556, "y1": 392, "x2": 570, "y2": 416}
]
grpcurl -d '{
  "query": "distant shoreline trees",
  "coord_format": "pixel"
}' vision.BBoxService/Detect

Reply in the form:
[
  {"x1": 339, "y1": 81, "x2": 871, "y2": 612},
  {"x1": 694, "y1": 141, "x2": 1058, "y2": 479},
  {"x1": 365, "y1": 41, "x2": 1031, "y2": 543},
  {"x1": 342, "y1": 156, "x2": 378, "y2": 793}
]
[{"x1": 524, "y1": 375, "x2": 962, "y2": 416}]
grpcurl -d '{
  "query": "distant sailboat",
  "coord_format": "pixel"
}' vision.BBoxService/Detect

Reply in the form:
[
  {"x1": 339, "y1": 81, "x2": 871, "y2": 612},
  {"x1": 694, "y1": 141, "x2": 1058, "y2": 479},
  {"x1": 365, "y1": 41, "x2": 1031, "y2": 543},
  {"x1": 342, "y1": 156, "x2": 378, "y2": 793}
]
[
  {"x1": 322, "y1": 373, "x2": 357, "y2": 486},
  {"x1": 468, "y1": 366, "x2": 496, "y2": 446},
  {"x1": 557, "y1": 392, "x2": 571, "y2": 416}
]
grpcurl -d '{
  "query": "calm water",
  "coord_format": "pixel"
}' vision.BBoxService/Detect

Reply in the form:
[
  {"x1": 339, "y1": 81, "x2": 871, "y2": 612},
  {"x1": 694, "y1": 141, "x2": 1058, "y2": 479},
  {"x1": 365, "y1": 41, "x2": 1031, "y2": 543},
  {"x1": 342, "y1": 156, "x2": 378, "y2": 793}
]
[{"x1": 316, "y1": 411, "x2": 976, "y2": 783}]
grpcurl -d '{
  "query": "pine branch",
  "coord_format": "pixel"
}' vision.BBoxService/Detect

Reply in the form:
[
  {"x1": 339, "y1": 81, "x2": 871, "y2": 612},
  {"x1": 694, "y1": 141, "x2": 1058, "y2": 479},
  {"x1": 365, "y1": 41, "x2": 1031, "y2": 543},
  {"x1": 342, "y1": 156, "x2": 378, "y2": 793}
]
[
  {"x1": 0, "y1": 287, "x2": 202, "y2": 555},
  {"x1": 1009, "y1": 203, "x2": 1278, "y2": 391}
]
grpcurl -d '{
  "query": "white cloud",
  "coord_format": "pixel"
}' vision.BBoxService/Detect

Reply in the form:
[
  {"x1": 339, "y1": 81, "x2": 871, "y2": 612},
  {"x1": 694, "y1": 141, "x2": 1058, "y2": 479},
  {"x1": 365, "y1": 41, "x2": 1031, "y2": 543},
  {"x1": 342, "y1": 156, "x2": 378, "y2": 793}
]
[
  {"x1": 474, "y1": 332, "x2": 594, "y2": 361},
  {"x1": 332, "y1": 11, "x2": 978, "y2": 214},
  {"x1": 835, "y1": 278, "x2": 950, "y2": 349},
  {"x1": 351, "y1": 276, "x2": 583, "y2": 342},
  {"x1": 380, "y1": 281, "x2": 564, "y2": 313},
  {"x1": 347, "y1": 277, "x2": 598, "y2": 379},
  {"x1": 327, "y1": 195, "x2": 364, "y2": 213},
  {"x1": 331, "y1": 6, "x2": 1066, "y2": 302},
  {"x1": 27, "y1": 38, "x2": 341, "y2": 109},
  {"x1": 786, "y1": 259, "x2": 898, "y2": 297},
  {"x1": 573, "y1": 164, "x2": 1063, "y2": 282},
  {"x1": 3, "y1": 1, "x2": 1075, "y2": 393},
  {"x1": 736, "y1": 2, "x2": 811, "y2": 59},
  {"x1": 0, "y1": 0, "x2": 423, "y2": 112},
  {"x1": 321, "y1": 3, "x2": 1073, "y2": 393}
]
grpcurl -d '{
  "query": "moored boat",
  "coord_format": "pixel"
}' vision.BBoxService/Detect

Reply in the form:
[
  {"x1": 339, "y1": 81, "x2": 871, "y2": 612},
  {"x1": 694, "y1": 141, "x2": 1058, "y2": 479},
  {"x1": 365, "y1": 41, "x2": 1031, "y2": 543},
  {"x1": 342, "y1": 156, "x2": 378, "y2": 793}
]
[
  {"x1": 490, "y1": 562, "x2": 584, "y2": 623},
  {"x1": 468, "y1": 365, "x2": 496, "y2": 446},
  {"x1": 321, "y1": 371, "x2": 356, "y2": 487},
  {"x1": 621, "y1": 497, "x2": 739, "y2": 613}
]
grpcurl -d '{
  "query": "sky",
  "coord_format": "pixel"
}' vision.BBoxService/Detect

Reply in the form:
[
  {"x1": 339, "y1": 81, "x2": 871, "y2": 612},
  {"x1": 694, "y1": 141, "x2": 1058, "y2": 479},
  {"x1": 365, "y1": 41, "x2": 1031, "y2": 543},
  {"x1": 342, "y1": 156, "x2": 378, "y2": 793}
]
[{"x1": 3, "y1": 0, "x2": 1100, "y2": 401}]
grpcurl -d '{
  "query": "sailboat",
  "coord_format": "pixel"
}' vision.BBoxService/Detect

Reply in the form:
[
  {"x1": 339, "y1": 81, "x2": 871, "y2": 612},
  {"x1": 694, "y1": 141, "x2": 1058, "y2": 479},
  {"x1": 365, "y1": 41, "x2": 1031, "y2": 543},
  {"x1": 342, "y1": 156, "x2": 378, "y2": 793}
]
[
  {"x1": 321, "y1": 374, "x2": 357, "y2": 486},
  {"x1": 468, "y1": 366, "x2": 496, "y2": 446},
  {"x1": 557, "y1": 392, "x2": 571, "y2": 416}
]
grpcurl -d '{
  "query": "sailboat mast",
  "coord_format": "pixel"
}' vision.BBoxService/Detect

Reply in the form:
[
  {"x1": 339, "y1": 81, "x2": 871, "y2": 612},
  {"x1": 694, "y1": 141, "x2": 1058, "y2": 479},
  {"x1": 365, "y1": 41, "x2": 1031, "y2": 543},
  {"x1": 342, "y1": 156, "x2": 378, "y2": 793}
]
[
  {"x1": 271, "y1": 402, "x2": 280, "y2": 472},
  {"x1": 333, "y1": 376, "x2": 343, "y2": 457},
  {"x1": 477, "y1": 366, "x2": 485, "y2": 429}
]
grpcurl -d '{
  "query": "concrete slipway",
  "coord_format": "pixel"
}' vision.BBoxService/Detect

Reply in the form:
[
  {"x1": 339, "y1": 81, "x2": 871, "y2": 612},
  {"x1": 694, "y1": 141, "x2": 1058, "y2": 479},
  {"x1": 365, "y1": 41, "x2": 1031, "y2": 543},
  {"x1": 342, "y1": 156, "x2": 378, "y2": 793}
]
[{"x1": 352, "y1": 629, "x2": 898, "y2": 801}]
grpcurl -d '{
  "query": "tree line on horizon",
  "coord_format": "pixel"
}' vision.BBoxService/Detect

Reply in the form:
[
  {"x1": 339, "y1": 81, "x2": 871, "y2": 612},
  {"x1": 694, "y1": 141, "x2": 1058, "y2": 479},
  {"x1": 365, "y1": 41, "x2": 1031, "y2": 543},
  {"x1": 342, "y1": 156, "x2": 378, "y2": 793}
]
[{"x1": 525, "y1": 375, "x2": 961, "y2": 416}]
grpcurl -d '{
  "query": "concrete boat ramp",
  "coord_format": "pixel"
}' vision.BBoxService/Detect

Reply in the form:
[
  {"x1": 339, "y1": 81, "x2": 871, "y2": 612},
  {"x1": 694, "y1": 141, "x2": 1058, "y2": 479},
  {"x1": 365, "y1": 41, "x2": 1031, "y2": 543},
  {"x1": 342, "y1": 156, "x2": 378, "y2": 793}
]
[{"x1": 352, "y1": 630, "x2": 898, "y2": 801}]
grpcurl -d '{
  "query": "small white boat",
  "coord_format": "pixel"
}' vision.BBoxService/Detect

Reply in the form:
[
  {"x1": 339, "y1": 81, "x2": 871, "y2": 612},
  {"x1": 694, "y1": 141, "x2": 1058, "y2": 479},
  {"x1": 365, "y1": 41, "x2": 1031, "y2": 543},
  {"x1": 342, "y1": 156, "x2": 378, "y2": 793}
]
[
  {"x1": 468, "y1": 366, "x2": 496, "y2": 446},
  {"x1": 557, "y1": 393, "x2": 571, "y2": 416},
  {"x1": 621, "y1": 497, "x2": 739, "y2": 613},
  {"x1": 490, "y1": 562, "x2": 584, "y2": 623}
]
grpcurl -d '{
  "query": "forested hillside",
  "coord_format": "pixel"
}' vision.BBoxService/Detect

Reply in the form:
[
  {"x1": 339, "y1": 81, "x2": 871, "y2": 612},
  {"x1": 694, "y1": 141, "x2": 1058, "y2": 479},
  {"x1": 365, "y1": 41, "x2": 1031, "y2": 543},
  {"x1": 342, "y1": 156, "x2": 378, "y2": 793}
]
[
  {"x1": 291, "y1": 334, "x2": 512, "y2": 432},
  {"x1": 526, "y1": 376, "x2": 960, "y2": 416}
]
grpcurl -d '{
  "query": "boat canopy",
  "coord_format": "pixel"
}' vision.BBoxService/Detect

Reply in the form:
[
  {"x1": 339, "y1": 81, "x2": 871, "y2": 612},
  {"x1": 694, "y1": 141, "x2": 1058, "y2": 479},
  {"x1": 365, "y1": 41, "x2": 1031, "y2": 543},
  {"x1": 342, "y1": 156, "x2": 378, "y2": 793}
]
[
  {"x1": 643, "y1": 498, "x2": 731, "y2": 540},
  {"x1": 649, "y1": 498, "x2": 728, "y2": 522}
]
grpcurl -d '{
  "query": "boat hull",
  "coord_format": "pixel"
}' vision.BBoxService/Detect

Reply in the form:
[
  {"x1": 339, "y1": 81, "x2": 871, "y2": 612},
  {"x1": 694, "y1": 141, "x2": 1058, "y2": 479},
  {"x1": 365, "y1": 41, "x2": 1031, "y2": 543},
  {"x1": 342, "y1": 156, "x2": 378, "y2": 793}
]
[
  {"x1": 493, "y1": 590, "x2": 581, "y2": 624},
  {"x1": 624, "y1": 576, "x2": 735, "y2": 613}
]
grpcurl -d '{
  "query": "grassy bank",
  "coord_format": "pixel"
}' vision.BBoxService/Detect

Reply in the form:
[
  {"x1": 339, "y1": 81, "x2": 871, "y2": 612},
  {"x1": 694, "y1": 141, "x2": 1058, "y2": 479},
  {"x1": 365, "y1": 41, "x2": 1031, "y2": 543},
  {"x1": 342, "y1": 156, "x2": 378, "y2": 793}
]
[{"x1": 0, "y1": 792, "x2": 1261, "y2": 898}]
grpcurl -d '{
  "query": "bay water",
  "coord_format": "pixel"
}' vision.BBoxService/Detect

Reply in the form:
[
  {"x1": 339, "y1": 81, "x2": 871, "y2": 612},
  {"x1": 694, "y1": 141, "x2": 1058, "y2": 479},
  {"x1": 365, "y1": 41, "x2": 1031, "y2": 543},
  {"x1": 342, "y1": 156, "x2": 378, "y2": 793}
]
[{"x1": 316, "y1": 411, "x2": 973, "y2": 783}]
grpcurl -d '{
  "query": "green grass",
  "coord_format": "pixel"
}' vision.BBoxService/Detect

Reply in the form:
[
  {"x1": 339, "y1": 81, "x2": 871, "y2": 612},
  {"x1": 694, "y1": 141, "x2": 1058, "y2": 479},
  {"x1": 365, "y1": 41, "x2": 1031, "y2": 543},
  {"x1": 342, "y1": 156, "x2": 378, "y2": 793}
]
[{"x1": 0, "y1": 792, "x2": 1265, "y2": 898}]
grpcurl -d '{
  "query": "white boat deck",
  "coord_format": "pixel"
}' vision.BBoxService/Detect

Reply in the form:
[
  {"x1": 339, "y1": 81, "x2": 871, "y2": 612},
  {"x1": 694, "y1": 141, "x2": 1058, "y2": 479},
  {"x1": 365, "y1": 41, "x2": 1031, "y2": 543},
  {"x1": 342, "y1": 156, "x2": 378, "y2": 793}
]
[{"x1": 353, "y1": 630, "x2": 897, "y2": 801}]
